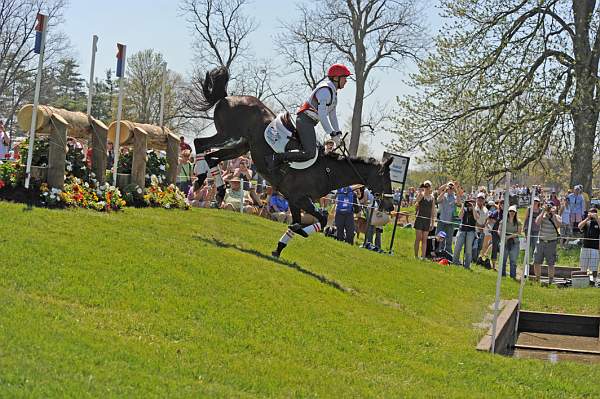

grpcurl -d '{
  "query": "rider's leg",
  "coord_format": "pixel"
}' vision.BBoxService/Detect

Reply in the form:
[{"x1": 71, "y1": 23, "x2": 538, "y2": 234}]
[
  {"x1": 289, "y1": 196, "x2": 327, "y2": 237},
  {"x1": 267, "y1": 114, "x2": 317, "y2": 168}
]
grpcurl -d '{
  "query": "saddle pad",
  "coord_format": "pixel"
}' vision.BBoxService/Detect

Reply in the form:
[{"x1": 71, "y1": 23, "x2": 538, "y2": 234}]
[{"x1": 264, "y1": 113, "x2": 319, "y2": 170}]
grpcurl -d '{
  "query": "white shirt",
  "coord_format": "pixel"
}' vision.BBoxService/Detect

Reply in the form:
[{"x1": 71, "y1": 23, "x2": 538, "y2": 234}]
[{"x1": 302, "y1": 80, "x2": 340, "y2": 135}]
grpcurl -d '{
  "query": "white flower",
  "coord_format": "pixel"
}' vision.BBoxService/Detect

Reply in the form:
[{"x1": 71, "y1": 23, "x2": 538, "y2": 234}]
[
  {"x1": 56, "y1": 196, "x2": 61, "y2": 202},
  {"x1": 81, "y1": 166, "x2": 86, "y2": 170},
  {"x1": 97, "y1": 201, "x2": 106, "y2": 207},
  {"x1": 145, "y1": 174, "x2": 150, "y2": 179},
  {"x1": 136, "y1": 188, "x2": 143, "y2": 194},
  {"x1": 90, "y1": 172, "x2": 96, "y2": 178},
  {"x1": 66, "y1": 165, "x2": 72, "y2": 171},
  {"x1": 159, "y1": 165, "x2": 166, "y2": 171},
  {"x1": 164, "y1": 203, "x2": 170, "y2": 209},
  {"x1": 84, "y1": 182, "x2": 89, "y2": 188}
]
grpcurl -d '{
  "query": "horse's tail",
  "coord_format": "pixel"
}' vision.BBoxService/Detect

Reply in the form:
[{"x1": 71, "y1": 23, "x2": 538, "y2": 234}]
[{"x1": 197, "y1": 66, "x2": 229, "y2": 111}]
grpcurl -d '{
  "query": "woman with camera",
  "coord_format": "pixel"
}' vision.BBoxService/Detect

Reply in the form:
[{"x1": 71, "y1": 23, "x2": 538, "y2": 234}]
[
  {"x1": 499, "y1": 205, "x2": 522, "y2": 279},
  {"x1": 578, "y1": 207, "x2": 599, "y2": 281},
  {"x1": 414, "y1": 180, "x2": 435, "y2": 259},
  {"x1": 453, "y1": 199, "x2": 477, "y2": 269}
]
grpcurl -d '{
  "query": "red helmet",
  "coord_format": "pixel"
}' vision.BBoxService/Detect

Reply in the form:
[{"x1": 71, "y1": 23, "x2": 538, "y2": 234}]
[{"x1": 327, "y1": 64, "x2": 352, "y2": 78}]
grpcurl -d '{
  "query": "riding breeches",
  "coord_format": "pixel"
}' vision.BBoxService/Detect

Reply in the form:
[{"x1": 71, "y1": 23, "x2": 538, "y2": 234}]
[{"x1": 278, "y1": 113, "x2": 317, "y2": 162}]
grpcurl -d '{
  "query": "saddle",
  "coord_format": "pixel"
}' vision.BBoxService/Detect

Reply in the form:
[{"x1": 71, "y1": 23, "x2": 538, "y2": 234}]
[{"x1": 280, "y1": 112, "x2": 298, "y2": 139}]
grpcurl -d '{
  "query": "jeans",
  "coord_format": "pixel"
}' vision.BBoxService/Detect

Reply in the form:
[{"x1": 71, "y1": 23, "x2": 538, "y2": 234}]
[
  {"x1": 528, "y1": 233, "x2": 539, "y2": 260},
  {"x1": 365, "y1": 222, "x2": 382, "y2": 248},
  {"x1": 502, "y1": 239, "x2": 520, "y2": 278},
  {"x1": 473, "y1": 232, "x2": 484, "y2": 260},
  {"x1": 436, "y1": 221, "x2": 454, "y2": 253},
  {"x1": 453, "y1": 230, "x2": 475, "y2": 269}
]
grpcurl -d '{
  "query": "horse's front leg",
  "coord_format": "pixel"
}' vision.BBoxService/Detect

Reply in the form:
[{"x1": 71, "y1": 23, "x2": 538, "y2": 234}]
[{"x1": 271, "y1": 204, "x2": 302, "y2": 258}]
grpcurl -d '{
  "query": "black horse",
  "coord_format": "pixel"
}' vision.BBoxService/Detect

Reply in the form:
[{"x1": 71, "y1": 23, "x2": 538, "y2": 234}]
[{"x1": 193, "y1": 67, "x2": 394, "y2": 257}]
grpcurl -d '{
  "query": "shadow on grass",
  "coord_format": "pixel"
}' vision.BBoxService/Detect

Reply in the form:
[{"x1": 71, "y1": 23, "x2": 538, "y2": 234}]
[{"x1": 194, "y1": 235, "x2": 355, "y2": 294}]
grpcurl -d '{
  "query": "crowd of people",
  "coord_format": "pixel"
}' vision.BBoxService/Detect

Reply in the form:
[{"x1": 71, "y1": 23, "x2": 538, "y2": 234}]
[{"x1": 411, "y1": 180, "x2": 599, "y2": 287}]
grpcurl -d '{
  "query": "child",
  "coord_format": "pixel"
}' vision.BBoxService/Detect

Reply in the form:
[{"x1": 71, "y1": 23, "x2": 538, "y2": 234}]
[{"x1": 433, "y1": 231, "x2": 453, "y2": 262}]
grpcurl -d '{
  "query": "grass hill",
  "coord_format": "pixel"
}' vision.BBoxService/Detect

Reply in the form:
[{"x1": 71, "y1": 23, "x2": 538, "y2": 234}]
[{"x1": 0, "y1": 201, "x2": 598, "y2": 398}]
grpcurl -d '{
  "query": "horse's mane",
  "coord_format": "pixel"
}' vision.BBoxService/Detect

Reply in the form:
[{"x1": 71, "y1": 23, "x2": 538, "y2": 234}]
[{"x1": 324, "y1": 152, "x2": 381, "y2": 166}]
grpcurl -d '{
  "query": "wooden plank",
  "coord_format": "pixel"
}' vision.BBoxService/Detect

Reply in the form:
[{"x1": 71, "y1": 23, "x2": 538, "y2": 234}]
[
  {"x1": 131, "y1": 128, "x2": 148, "y2": 188},
  {"x1": 514, "y1": 344, "x2": 600, "y2": 356},
  {"x1": 476, "y1": 299, "x2": 519, "y2": 354},
  {"x1": 166, "y1": 133, "x2": 179, "y2": 185},
  {"x1": 90, "y1": 120, "x2": 108, "y2": 185},
  {"x1": 519, "y1": 311, "x2": 600, "y2": 337},
  {"x1": 47, "y1": 116, "x2": 67, "y2": 189}
]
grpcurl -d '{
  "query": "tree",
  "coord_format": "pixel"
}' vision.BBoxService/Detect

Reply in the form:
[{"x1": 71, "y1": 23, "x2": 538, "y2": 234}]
[
  {"x1": 125, "y1": 49, "x2": 186, "y2": 130},
  {"x1": 90, "y1": 69, "x2": 115, "y2": 123},
  {"x1": 393, "y1": 0, "x2": 600, "y2": 193},
  {"x1": 279, "y1": 0, "x2": 426, "y2": 156},
  {"x1": 50, "y1": 57, "x2": 86, "y2": 111},
  {"x1": 0, "y1": 0, "x2": 67, "y2": 129}
]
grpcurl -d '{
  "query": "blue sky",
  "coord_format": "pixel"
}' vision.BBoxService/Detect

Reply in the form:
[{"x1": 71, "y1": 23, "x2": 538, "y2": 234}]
[{"x1": 62, "y1": 0, "x2": 443, "y2": 157}]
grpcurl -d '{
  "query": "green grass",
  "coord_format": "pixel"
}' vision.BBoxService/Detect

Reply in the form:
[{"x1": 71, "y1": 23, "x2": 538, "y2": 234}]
[{"x1": 0, "y1": 201, "x2": 598, "y2": 398}]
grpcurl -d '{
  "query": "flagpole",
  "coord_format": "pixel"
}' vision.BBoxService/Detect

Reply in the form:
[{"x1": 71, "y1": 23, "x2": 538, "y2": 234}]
[
  {"x1": 24, "y1": 14, "x2": 48, "y2": 189},
  {"x1": 159, "y1": 62, "x2": 167, "y2": 129},
  {"x1": 86, "y1": 35, "x2": 98, "y2": 117},
  {"x1": 112, "y1": 43, "x2": 126, "y2": 187}
]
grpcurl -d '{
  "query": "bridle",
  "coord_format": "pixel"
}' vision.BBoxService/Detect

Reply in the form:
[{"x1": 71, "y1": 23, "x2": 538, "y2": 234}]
[{"x1": 331, "y1": 133, "x2": 393, "y2": 207}]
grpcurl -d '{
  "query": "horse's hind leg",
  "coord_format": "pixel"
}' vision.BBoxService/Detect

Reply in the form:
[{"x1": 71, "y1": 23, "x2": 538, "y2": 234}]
[{"x1": 194, "y1": 130, "x2": 248, "y2": 154}]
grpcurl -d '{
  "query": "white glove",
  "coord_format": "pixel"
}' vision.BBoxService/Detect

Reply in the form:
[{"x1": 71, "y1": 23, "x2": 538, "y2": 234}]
[{"x1": 330, "y1": 131, "x2": 342, "y2": 146}]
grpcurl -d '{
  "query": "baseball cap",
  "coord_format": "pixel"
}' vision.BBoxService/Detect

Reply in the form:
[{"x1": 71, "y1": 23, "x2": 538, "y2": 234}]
[
  {"x1": 508, "y1": 205, "x2": 517, "y2": 212},
  {"x1": 533, "y1": 197, "x2": 540, "y2": 202},
  {"x1": 437, "y1": 231, "x2": 447, "y2": 238},
  {"x1": 487, "y1": 200, "x2": 496, "y2": 207}
]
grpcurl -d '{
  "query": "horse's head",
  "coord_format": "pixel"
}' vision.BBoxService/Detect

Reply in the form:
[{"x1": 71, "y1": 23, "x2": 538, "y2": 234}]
[{"x1": 367, "y1": 157, "x2": 394, "y2": 212}]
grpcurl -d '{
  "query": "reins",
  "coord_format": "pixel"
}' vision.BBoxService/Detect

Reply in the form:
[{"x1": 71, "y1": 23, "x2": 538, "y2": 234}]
[{"x1": 332, "y1": 133, "x2": 368, "y2": 187}]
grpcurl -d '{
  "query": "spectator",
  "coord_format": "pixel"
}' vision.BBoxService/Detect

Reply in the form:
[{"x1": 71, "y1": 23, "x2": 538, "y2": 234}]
[
  {"x1": 176, "y1": 149, "x2": 193, "y2": 193},
  {"x1": 453, "y1": 199, "x2": 477, "y2": 269},
  {"x1": 361, "y1": 187, "x2": 383, "y2": 251},
  {"x1": 533, "y1": 201, "x2": 562, "y2": 284},
  {"x1": 578, "y1": 207, "x2": 599, "y2": 281},
  {"x1": 473, "y1": 192, "x2": 488, "y2": 263},
  {"x1": 232, "y1": 158, "x2": 253, "y2": 190},
  {"x1": 0, "y1": 120, "x2": 10, "y2": 159},
  {"x1": 568, "y1": 185, "x2": 585, "y2": 234},
  {"x1": 549, "y1": 191, "x2": 560, "y2": 208},
  {"x1": 187, "y1": 178, "x2": 216, "y2": 208},
  {"x1": 499, "y1": 205, "x2": 522, "y2": 279},
  {"x1": 269, "y1": 191, "x2": 292, "y2": 223},
  {"x1": 436, "y1": 181, "x2": 462, "y2": 253},
  {"x1": 490, "y1": 200, "x2": 505, "y2": 271},
  {"x1": 107, "y1": 142, "x2": 114, "y2": 169},
  {"x1": 426, "y1": 231, "x2": 453, "y2": 261},
  {"x1": 414, "y1": 181, "x2": 435, "y2": 258},
  {"x1": 334, "y1": 186, "x2": 359, "y2": 244},
  {"x1": 221, "y1": 177, "x2": 254, "y2": 213},
  {"x1": 559, "y1": 196, "x2": 571, "y2": 248},
  {"x1": 179, "y1": 135, "x2": 192, "y2": 152},
  {"x1": 524, "y1": 197, "x2": 541, "y2": 257},
  {"x1": 478, "y1": 210, "x2": 497, "y2": 269},
  {"x1": 393, "y1": 187, "x2": 402, "y2": 206}
]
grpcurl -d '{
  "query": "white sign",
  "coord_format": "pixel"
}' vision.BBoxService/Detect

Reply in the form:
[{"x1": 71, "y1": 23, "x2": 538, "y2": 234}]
[{"x1": 383, "y1": 152, "x2": 410, "y2": 184}]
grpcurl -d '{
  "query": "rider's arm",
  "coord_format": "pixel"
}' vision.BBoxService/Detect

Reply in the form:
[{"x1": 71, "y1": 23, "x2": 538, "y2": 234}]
[
  {"x1": 328, "y1": 108, "x2": 340, "y2": 133},
  {"x1": 315, "y1": 88, "x2": 335, "y2": 135}
]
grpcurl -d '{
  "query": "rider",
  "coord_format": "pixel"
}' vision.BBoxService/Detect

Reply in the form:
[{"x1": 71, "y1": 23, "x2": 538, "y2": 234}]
[{"x1": 266, "y1": 63, "x2": 351, "y2": 170}]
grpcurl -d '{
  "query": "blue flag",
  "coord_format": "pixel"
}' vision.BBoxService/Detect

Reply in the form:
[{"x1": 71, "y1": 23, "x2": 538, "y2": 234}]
[
  {"x1": 33, "y1": 13, "x2": 46, "y2": 54},
  {"x1": 116, "y1": 43, "x2": 126, "y2": 77}
]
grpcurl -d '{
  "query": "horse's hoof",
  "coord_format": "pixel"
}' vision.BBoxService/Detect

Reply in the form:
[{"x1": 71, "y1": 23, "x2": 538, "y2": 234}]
[
  {"x1": 289, "y1": 223, "x2": 308, "y2": 238},
  {"x1": 271, "y1": 251, "x2": 280, "y2": 258}
]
